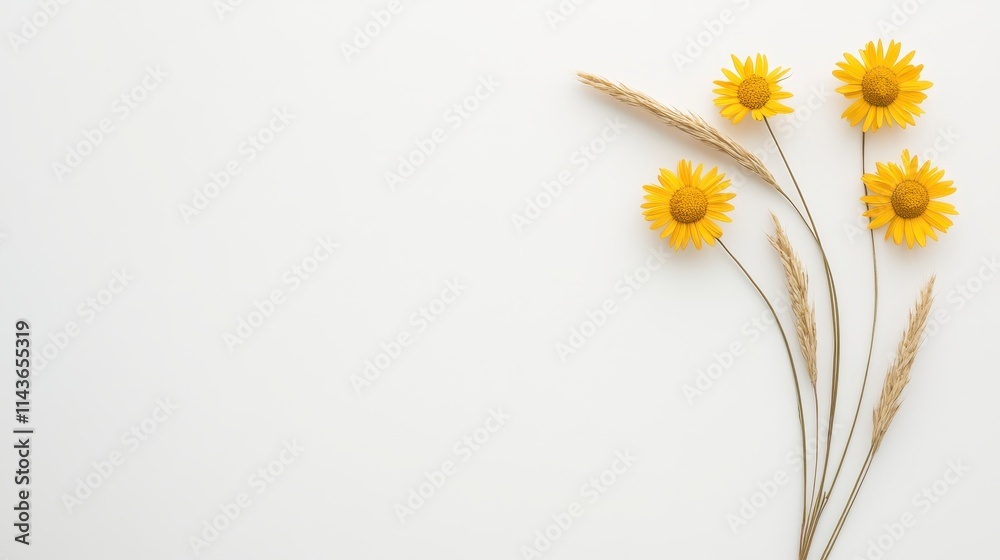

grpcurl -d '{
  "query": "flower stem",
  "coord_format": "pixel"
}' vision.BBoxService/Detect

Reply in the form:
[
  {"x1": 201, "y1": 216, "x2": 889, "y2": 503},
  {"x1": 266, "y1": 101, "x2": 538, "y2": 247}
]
[
  {"x1": 819, "y1": 445, "x2": 876, "y2": 560},
  {"x1": 763, "y1": 118, "x2": 843, "y2": 559},
  {"x1": 824, "y1": 131, "x2": 880, "y2": 515},
  {"x1": 718, "y1": 239, "x2": 809, "y2": 554}
]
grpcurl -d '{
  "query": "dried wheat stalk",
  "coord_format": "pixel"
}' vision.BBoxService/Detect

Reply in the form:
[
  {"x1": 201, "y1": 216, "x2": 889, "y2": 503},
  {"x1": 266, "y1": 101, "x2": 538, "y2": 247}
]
[
  {"x1": 769, "y1": 214, "x2": 818, "y2": 385},
  {"x1": 871, "y1": 276, "x2": 936, "y2": 452},
  {"x1": 577, "y1": 71, "x2": 781, "y2": 191}
]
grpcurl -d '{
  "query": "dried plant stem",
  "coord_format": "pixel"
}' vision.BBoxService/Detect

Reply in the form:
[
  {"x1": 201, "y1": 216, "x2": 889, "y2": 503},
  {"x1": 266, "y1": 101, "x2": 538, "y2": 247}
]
[
  {"x1": 576, "y1": 72, "x2": 781, "y2": 190},
  {"x1": 822, "y1": 131, "x2": 880, "y2": 518},
  {"x1": 718, "y1": 239, "x2": 809, "y2": 548},
  {"x1": 762, "y1": 118, "x2": 843, "y2": 559},
  {"x1": 819, "y1": 277, "x2": 935, "y2": 560},
  {"x1": 818, "y1": 445, "x2": 875, "y2": 560},
  {"x1": 809, "y1": 383, "x2": 820, "y2": 540}
]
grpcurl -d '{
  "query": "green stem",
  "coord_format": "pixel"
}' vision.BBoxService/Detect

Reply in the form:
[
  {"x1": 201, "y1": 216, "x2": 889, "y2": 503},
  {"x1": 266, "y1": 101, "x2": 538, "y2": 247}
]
[
  {"x1": 763, "y1": 118, "x2": 843, "y2": 559},
  {"x1": 819, "y1": 445, "x2": 876, "y2": 560},
  {"x1": 718, "y1": 239, "x2": 809, "y2": 555},
  {"x1": 824, "y1": 131, "x2": 879, "y2": 511}
]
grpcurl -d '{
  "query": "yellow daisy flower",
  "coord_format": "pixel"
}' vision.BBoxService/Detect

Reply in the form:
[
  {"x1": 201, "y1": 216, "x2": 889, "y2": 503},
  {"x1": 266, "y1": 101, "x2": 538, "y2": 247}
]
[
  {"x1": 834, "y1": 39, "x2": 932, "y2": 132},
  {"x1": 862, "y1": 150, "x2": 957, "y2": 248},
  {"x1": 642, "y1": 161, "x2": 735, "y2": 250},
  {"x1": 713, "y1": 54, "x2": 794, "y2": 124}
]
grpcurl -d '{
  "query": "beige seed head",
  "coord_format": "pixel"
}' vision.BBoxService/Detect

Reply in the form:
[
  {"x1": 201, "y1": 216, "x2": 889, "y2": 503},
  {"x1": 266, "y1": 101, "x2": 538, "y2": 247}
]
[
  {"x1": 577, "y1": 72, "x2": 781, "y2": 191},
  {"x1": 871, "y1": 276, "x2": 936, "y2": 452},
  {"x1": 769, "y1": 214, "x2": 818, "y2": 385}
]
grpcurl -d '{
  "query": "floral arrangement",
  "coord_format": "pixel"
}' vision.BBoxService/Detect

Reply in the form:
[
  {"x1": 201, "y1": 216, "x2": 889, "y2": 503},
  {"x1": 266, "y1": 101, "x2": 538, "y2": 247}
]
[{"x1": 578, "y1": 39, "x2": 956, "y2": 559}]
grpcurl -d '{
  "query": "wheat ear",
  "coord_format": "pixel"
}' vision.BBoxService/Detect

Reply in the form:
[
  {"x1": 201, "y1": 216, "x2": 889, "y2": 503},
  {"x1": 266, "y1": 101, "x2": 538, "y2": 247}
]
[
  {"x1": 871, "y1": 276, "x2": 936, "y2": 452},
  {"x1": 576, "y1": 72, "x2": 781, "y2": 190},
  {"x1": 769, "y1": 214, "x2": 818, "y2": 385}
]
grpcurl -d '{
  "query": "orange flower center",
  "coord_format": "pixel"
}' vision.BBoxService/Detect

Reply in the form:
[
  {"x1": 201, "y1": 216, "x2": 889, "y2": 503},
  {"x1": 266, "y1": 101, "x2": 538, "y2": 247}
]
[
  {"x1": 861, "y1": 66, "x2": 900, "y2": 107},
  {"x1": 670, "y1": 186, "x2": 708, "y2": 223},
  {"x1": 891, "y1": 180, "x2": 929, "y2": 219},
  {"x1": 737, "y1": 75, "x2": 771, "y2": 110}
]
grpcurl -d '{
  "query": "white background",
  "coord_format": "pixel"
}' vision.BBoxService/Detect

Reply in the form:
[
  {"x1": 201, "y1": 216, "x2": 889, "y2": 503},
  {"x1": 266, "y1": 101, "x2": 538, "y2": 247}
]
[{"x1": 1, "y1": 0, "x2": 997, "y2": 558}]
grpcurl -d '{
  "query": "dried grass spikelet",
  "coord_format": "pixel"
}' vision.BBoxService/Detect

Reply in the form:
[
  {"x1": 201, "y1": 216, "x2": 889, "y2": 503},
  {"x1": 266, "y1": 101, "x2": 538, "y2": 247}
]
[
  {"x1": 769, "y1": 214, "x2": 818, "y2": 385},
  {"x1": 871, "y1": 276, "x2": 936, "y2": 452},
  {"x1": 577, "y1": 71, "x2": 781, "y2": 191}
]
